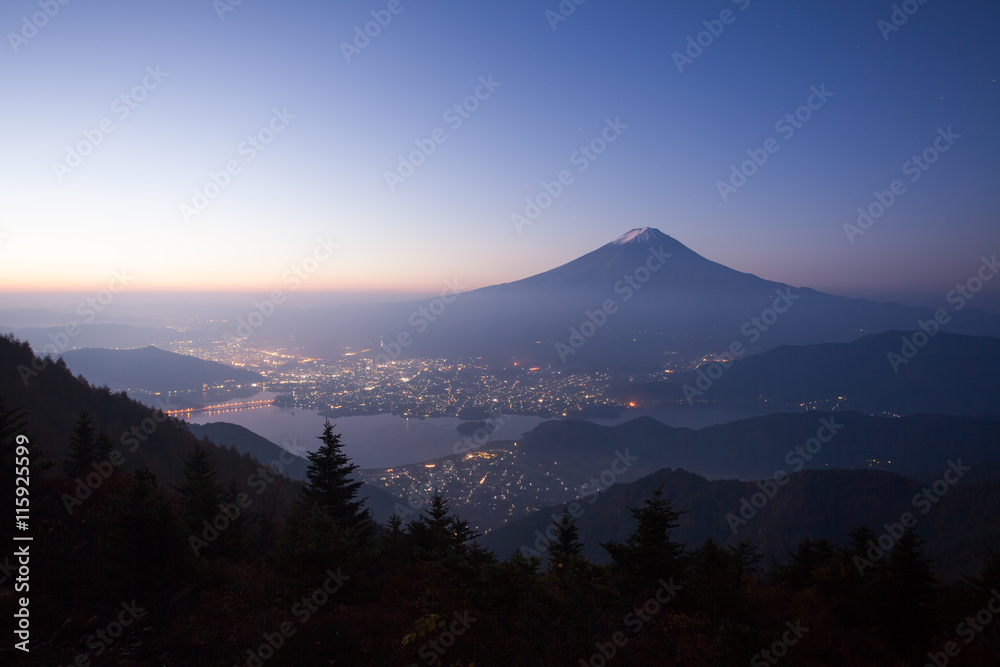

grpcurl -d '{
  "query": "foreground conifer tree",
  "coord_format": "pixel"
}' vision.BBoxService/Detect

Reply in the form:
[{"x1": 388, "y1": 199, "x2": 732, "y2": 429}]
[{"x1": 298, "y1": 421, "x2": 371, "y2": 533}]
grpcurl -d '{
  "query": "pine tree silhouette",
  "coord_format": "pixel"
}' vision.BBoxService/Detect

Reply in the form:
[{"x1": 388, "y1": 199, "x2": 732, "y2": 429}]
[
  {"x1": 177, "y1": 445, "x2": 225, "y2": 531},
  {"x1": 602, "y1": 485, "x2": 685, "y2": 581},
  {"x1": 64, "y1": 412, "x2": 98, "y2": 476},
  {"x1": 548, "y1": 507, "x2": 584, "y2": 569},
  {"x1": 299, "y1": 421, "x2": 370, "y2": 533}
]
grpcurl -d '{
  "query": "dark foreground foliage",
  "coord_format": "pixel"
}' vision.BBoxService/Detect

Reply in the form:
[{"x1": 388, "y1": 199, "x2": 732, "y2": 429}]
[{"x1": 3, "y1": 334, "x2": 1000, "y2": 666}]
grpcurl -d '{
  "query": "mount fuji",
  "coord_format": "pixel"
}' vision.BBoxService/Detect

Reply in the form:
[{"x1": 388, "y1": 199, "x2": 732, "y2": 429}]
[{"x1": 268, "y1": 228, "x2": 1000, "y2": 367}]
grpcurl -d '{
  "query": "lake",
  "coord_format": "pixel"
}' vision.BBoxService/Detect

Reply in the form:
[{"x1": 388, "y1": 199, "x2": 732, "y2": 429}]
[
  {"x1": 180, "y1": 393, "x2": 798, "y2": 468},
  {"x1": 181, "y1": 395, "x2": 548, "y2": 468}
]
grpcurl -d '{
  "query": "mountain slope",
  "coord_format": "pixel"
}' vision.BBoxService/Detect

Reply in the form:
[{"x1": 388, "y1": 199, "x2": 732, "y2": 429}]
[
  {"x1": 262, "y1": 228, "x2": 1000, "y2": 366},
  {"x1": 0, "y1": 335, "x2": 299, "y2": 513},
  {"x1": 510, "y1": 410, "x2": 1000, "y2": 481},
  {"x1": 616, "y1": 330, "x2": 1000, "y2": 417},
  {"x1": 187, "y1": 421, "x2": 402, "y2": 522},
  {"x1": 60, "y1": 345, "x2": 263, "y2": 393},
  {"x1": 13, "y1": 322, "x2": 178, "y2": 351},
  {"x1": 704, "y1": 330, "x2": 1000, "y2": 415},
  {"x1": 367, "y1": 411, "x2": 1000, "y2": 533},
  {"x1": 482, "y1": 466, "x2": 1000, "y2": 578}
]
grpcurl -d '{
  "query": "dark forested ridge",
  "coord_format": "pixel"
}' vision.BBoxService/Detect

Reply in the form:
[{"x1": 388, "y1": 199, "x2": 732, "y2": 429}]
[
  {"x1": 5, "y1": 333, "x2": 1000, "y2": 666},
  {"x1": 0, "y1": 336, "x2": 294, "y2": 499},
  {"x1": 617, "y1": 330, "x2": 1000, "y2": 417},
  {"x1": 187, "y1": 421, "x2": 403, "y2": 523},
  {"x1": 512, "y1": 410, "x2": 1000, "y2": 481},
  {"x1": 483, "y1": 466, "x2": 1000, "y2": 578}
]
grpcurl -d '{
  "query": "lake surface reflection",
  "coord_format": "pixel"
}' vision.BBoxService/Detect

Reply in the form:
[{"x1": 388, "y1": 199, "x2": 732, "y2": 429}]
[{"x1": 181, "y1": 393, "x2": 797, "y2": 468}]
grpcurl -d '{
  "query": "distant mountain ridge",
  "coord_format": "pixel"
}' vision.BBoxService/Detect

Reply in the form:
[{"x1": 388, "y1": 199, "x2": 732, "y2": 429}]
[
  {"x1": 0, "y1": 335, "x2": 404, "y2": 523},
  {"x1": 262, "y1": 228, "x2": 1000, "y2": 366},
  {"x1": 12, "y1": 323, "x2": 177, "y2": 351},
  {"x1": 0, "y1": 334, "x2": 299, "y2": 511},
  {"x1": 371, "y1": 410, "x2": 1000, "y2": 534},
  {"x1": 616, "y1": 330, "x2": 1000, "y2": 417},
  {"x1": 187, "y1": 421, "x2": 402, "y2": 522},
  {"x1": 509, "y1": 410, "x2": 1000, "y2": 481},
  {"x1": 59, "y1": 345, "x2": 264, "y2": 393},
  {"x1": 482, "y1": 465, "x2": 1000, "y2": 578}
]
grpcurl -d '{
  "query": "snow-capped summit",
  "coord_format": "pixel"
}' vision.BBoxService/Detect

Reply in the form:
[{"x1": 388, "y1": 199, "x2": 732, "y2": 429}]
[
  {"x1": 610, "y1": 227, "x2": 666, "y2": 245},
  {"x1": 288, "y1": 225, "x2": 1000, "y2": 368}
]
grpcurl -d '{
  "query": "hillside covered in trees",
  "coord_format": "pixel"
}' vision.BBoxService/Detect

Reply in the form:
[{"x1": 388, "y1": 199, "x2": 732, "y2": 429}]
[{"x1": 4, "y1": 333, "x2": 1000, "y2": 665}]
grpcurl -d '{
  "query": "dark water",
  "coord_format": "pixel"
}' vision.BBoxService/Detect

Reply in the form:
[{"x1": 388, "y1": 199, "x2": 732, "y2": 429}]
[
  {"x1": 182, "y1": 393, "x2": 795, "y2": 468},
  {"x1": 183, "y1": 396, "x2": 548, "y2": 468}
]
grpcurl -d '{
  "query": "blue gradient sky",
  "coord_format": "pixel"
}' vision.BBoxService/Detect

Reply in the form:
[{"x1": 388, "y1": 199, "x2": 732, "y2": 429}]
[{"x1": 1, "y1": 0, "x2": 998, "y2": 311}]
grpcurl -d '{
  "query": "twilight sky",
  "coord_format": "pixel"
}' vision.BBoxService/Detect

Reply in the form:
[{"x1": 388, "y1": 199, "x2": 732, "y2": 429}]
[{"x1": 1, "y1": 0, "x2": 998, "y2": 312}]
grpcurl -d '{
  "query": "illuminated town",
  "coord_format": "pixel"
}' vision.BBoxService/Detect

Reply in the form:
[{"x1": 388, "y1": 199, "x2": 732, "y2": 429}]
[
  {"x1": 160, "y1": 337, "x2": 696, "y2": 419},
  {"x1": 356, "y1": 443, "x2": 581, "y2": 533}
]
